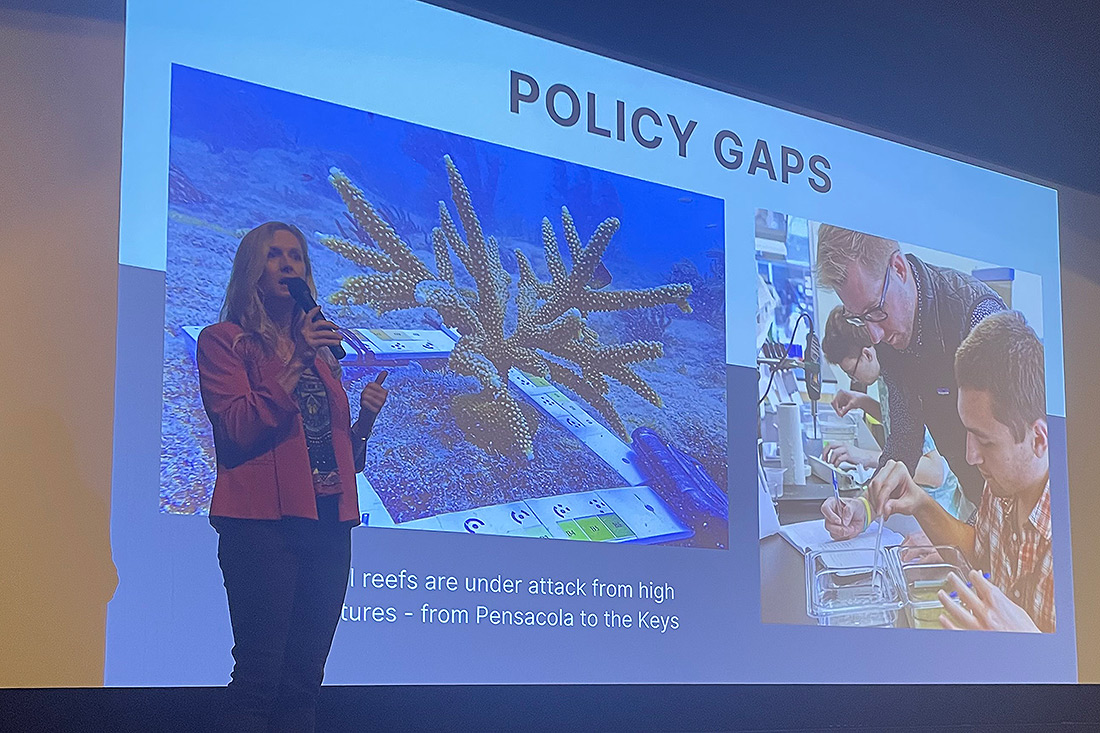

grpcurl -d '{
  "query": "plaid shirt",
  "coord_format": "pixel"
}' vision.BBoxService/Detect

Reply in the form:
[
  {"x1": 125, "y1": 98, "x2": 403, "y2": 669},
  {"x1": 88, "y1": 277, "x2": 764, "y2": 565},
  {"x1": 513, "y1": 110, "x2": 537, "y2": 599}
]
[{"x1": 973, "y1": 480, "x2": 1055, "y2": 632}]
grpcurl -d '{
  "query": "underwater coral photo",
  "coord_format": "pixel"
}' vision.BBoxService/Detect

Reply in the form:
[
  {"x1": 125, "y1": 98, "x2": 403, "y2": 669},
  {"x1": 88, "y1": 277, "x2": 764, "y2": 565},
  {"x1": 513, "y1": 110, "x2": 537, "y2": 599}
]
[{"x1": 161, "y1": 65, "x2": 728, "y2": 549}]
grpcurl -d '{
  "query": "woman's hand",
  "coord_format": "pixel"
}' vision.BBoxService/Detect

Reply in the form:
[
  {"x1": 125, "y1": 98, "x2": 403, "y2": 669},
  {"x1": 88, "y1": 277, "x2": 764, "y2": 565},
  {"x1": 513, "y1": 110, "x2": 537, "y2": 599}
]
[
  {"x1": 294, "y1": 306, "x2": 343, "y2": 363},
  {"x1": 360, "y1": 370, "x2": 389, "y2": 418},
  {"x1": 823, "y1": 442, "x2": 879, "y2": 469}
]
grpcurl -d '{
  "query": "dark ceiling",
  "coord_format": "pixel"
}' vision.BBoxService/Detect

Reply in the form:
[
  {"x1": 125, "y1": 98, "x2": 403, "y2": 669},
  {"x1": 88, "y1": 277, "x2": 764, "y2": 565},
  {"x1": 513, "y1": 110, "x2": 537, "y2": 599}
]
[
  {"x1": 438, "y1": 0, "x2": 1100, "y2": 197},
  {"x1": 4, "y1": 0, "x2": 1099, "y2": 196}
]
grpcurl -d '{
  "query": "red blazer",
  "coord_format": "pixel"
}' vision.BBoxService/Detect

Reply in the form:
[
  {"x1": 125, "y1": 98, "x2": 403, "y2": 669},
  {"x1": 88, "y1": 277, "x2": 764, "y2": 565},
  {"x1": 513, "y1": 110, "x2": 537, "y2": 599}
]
[{"x1": 197, "y1": 321, "x2": 361, "y2": 523}]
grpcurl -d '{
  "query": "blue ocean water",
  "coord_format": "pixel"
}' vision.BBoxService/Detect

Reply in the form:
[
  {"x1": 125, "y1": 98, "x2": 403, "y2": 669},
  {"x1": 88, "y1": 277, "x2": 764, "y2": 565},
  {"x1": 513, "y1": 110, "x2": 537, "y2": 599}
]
[{"x1": 169, "y1": 65, "x2": 724, "y2": 280}]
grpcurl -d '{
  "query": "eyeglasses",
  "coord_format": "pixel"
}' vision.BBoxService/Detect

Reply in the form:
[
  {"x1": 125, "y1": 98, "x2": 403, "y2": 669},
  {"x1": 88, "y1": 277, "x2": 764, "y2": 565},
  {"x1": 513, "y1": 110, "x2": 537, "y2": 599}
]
[{"x1": 843, "y1": 251, "x2": 899, "y2": 327}]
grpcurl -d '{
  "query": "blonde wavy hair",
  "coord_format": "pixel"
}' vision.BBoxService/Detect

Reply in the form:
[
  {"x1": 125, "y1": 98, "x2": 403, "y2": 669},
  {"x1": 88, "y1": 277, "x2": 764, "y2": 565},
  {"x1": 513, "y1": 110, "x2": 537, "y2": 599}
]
[
  {"x1": 815, "y1": 223, "x2": 899, "y2": 291},
  {"x1": 221, "y1": 221, "x2": 318, "y2": 356}
]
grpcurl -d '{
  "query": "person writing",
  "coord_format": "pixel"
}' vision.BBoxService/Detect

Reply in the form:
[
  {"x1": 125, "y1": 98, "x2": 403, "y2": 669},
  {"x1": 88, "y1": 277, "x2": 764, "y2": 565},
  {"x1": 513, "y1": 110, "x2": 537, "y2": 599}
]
[
  {"x1": 864, "y1": 311, "x2": 1053, "y2": 632},
  {"x1": 819, "y1": 306, "x2": 974, "y2": 530},
  {"x1": 197, "y1": 222, "x2": 389, "y2": 730}
]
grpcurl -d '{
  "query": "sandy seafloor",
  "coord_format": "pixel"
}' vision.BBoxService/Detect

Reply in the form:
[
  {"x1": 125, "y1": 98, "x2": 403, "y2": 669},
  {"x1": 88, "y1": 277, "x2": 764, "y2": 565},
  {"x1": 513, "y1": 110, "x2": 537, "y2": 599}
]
[{"x1": 161, "y1": 121, "x2": 729, "y2": 549}]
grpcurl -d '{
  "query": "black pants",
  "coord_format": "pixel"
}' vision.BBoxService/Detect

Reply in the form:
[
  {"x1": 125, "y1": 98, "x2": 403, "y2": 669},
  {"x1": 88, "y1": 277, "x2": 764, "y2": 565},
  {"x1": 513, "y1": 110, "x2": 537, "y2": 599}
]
[{"x1": 211, "y1": 496, "x2": 351, "y2": 733}]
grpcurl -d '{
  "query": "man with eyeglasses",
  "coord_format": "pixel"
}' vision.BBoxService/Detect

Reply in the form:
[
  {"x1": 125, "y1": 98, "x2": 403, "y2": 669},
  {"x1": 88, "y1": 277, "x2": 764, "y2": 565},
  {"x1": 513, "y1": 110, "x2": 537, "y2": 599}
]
[{"x1": 815, "y1": 223, "x2": 1004, "y2": 510}]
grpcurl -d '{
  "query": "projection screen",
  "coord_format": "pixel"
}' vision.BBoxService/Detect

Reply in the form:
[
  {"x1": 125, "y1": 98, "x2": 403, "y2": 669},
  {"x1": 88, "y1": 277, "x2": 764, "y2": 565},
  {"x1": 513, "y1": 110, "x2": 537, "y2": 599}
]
[{"x1": 109, "y1": 0, "x2": 1074, "y2": 684}]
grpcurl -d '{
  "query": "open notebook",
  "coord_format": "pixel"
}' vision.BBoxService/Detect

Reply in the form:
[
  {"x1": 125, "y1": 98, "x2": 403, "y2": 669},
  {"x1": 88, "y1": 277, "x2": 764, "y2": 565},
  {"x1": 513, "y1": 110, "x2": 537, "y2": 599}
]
[{"x1": 779, "y1": 519, "x2": 903, "y2": 568}]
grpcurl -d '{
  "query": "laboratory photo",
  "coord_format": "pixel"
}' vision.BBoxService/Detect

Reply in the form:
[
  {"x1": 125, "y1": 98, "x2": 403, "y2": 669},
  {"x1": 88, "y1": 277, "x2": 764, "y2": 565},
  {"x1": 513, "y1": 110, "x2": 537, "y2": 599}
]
[{"x1": 756, "y1": 210, "x2": 1056, "y2": 632}]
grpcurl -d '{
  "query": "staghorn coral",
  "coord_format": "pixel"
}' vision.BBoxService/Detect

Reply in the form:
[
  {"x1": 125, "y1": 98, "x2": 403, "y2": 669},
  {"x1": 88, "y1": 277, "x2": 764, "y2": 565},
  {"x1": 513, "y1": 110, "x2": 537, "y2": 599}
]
[{"x1": 319, "y1": 155, "x2": 692, "y2": 458}]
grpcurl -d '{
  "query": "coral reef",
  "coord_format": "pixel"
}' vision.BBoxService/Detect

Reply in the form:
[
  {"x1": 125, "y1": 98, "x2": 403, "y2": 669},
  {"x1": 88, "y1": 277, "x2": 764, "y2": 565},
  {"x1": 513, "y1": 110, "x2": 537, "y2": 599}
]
[
  {"x1": 160, "y1": 66, "x2": 727, "y2": 548},
  {"x1": 168, "y1": 163, "x2": 211, "y2": 206},
  {"x1": 620, "y1": 306, "x2": 674, "y2": 343},
  {"x1": 319, "y1": 155, "x2": 693, "y2": 457},
  {"x1": 668, "y1": 251, "x2": 724, "y2": 329},
  {"x1": 351, "y1": 364, "x2": 627, "y2": 522}
]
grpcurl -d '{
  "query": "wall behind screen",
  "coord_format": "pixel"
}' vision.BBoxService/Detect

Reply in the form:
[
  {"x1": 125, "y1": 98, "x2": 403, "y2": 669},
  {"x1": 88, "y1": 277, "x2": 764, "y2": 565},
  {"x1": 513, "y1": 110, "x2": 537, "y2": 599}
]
[
  {"x1": 1060, "y1": 188, "x2": 1100, "y2": 683},
  {"x1": 0, "y1": 5, "x2": 122, "y2": 687},
  {"x1": 2, "y1": 0, "x2": 1099, "y2": 686}
]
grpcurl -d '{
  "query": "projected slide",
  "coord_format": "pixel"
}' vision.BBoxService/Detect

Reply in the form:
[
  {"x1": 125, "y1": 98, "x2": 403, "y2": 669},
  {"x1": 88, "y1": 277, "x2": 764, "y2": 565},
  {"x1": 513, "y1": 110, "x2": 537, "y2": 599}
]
[{"x1": 110, "y1": 0, "x2": 1074, "y2": 685}]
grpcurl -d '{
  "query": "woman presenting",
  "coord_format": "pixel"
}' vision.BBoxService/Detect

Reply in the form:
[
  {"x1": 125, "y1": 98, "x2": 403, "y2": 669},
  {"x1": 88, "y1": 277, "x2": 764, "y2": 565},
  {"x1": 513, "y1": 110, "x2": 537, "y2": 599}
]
[{"x1": 197, "y1": 221, "x2": 387, "y2": 731}]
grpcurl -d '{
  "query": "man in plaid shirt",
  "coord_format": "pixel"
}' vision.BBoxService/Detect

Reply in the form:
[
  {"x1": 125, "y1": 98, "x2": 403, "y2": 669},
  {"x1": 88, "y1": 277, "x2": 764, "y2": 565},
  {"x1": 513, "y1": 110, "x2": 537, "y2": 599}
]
[{"x1": 867, "y1": 311, "x2": 1053, "y2": 632}]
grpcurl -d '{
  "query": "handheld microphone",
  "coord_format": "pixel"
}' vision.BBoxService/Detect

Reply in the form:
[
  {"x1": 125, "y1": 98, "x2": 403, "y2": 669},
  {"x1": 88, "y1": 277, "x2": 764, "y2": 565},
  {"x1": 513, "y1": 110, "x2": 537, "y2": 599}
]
[
  {"x1": 805, "y1": 324, "x2": 822, "y2": 439},
  {"x1": 284, "y1": 277, "x2": 346, "y2": 360},
  {"x1": 804, "y1": 328, "x2": 822, "y2": 402}
]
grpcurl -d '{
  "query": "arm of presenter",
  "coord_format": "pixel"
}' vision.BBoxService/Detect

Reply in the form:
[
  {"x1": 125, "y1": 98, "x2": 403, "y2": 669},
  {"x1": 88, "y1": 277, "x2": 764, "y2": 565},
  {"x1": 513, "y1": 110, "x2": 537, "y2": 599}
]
[{"x1": 352, "y1": 370, "x2": 389, "y2": 473}]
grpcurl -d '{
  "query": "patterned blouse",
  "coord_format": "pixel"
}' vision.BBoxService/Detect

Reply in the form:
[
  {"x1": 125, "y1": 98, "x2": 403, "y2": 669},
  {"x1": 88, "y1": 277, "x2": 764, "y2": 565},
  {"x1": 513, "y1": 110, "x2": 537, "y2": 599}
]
[{"x1": 294, "y1": 366, "x2": 342, "y2": 496}]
